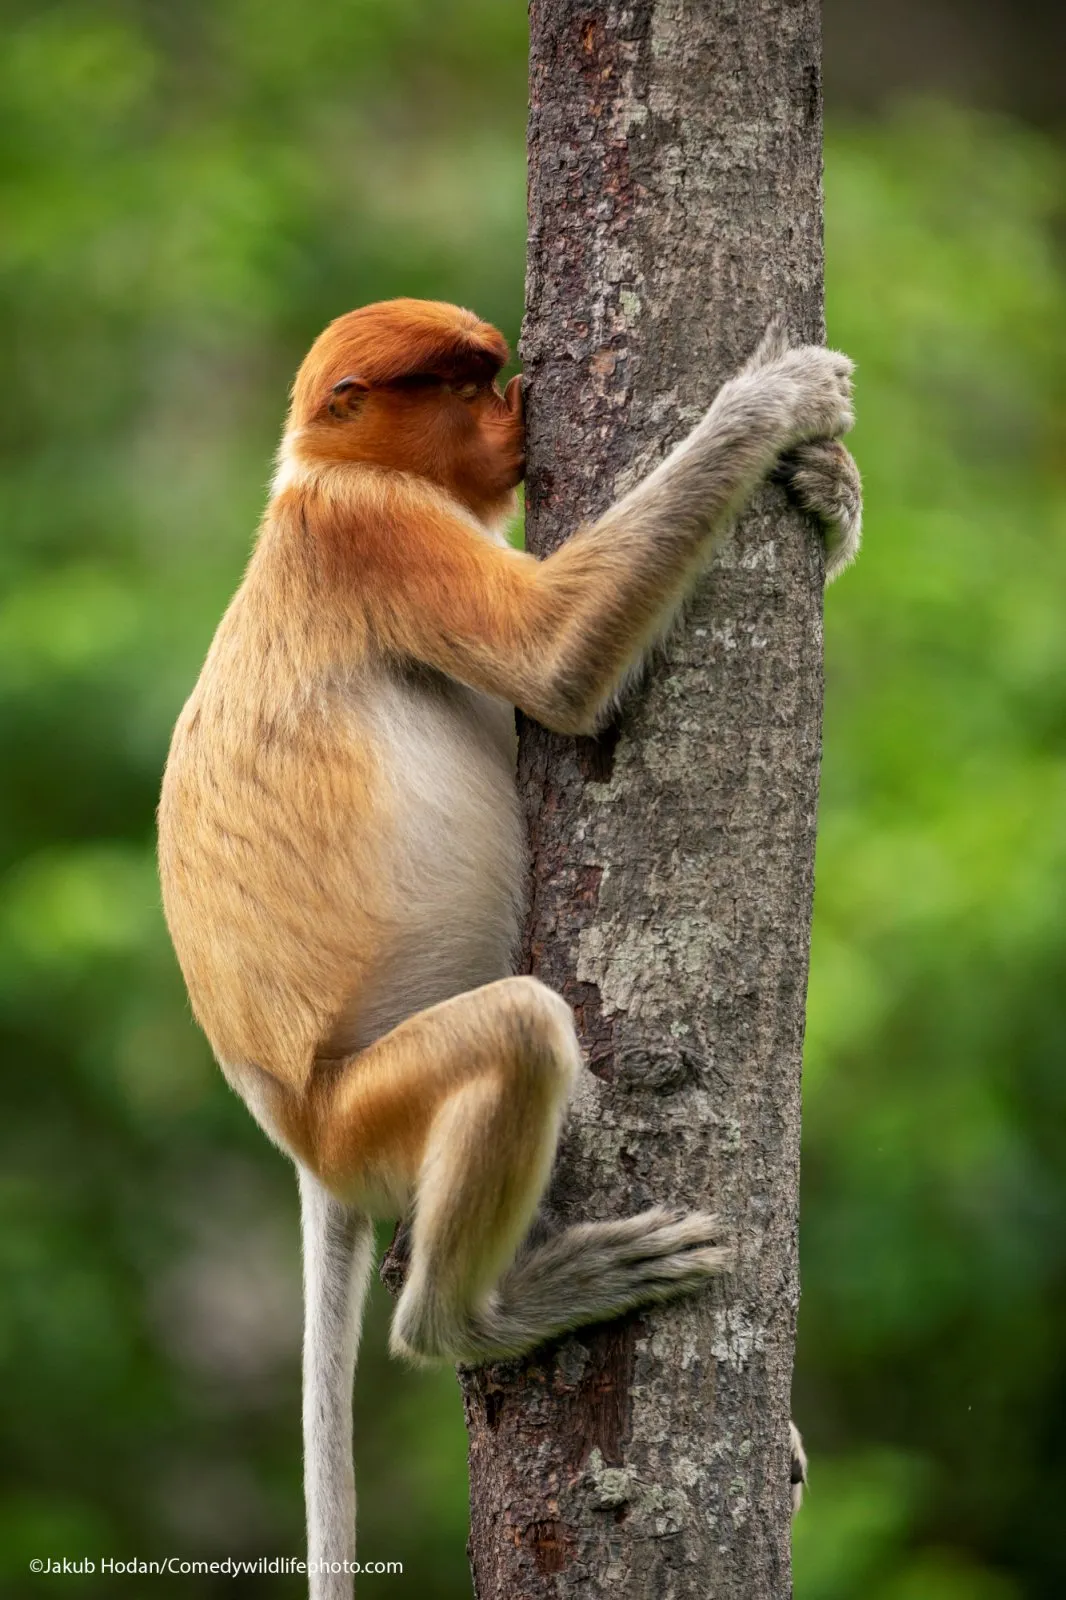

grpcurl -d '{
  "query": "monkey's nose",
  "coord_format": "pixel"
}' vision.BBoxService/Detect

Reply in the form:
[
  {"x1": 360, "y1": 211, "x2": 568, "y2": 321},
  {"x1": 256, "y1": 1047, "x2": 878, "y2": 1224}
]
[{"x1": 504, "y1": 374, "x2": 524, "y2": 416}]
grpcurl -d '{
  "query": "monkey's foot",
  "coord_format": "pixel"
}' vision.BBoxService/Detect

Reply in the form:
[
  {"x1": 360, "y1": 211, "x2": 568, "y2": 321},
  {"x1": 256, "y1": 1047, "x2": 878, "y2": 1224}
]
[
  {"x1": 450, "y1": 1207, "x2": 733, "y2": 1363},
  {"x1": 774, "y1": 436, "x2": 863, "y2": 581},
  {"x1": 790, "y1": 1420, "x2": 808, "y2": 1515}
]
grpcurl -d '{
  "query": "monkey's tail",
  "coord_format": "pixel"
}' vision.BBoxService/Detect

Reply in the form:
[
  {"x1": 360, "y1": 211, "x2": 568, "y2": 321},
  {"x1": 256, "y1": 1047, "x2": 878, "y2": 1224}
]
[{"x1": 298, "y1": 1165, "x2": 375, "y2": 1600}]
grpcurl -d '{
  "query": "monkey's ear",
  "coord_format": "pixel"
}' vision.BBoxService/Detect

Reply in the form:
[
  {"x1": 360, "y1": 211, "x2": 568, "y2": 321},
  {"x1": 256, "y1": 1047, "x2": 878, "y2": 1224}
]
[{"x1": 328, "y1": 376, "x2": 370, "y2": 420}]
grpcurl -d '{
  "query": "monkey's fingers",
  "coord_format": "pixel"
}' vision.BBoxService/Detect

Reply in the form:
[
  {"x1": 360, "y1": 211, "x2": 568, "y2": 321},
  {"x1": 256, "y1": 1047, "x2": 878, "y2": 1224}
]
[
  {"x1": 773, "y1": 437, "x2": 862, "y2": 581},
  {"x1": 742, "y1": 314, "x2": 791, "y2": 375}
]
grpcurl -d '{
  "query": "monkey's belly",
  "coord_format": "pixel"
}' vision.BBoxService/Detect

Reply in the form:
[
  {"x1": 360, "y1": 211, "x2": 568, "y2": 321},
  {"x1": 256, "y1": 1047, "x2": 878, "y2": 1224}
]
[{"x1": 335, "y1": 675, "x2": 526, "y2": 1051}]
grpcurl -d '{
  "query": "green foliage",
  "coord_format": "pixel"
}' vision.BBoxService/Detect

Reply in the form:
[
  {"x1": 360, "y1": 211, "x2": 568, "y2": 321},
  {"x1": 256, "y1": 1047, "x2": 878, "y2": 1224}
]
[
  {"x1": 797, "y1": 105, "x2": 1066, "y2": 1600},
  {"x1": 0, "y1": 1, "x2": 1062, "y2": 1593}
]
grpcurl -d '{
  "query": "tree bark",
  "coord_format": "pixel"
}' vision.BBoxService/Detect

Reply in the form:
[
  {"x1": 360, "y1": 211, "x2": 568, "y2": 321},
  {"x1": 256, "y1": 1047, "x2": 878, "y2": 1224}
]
[{"x1": 460, "y1": 3, "x2": 825, "y2": 1596}]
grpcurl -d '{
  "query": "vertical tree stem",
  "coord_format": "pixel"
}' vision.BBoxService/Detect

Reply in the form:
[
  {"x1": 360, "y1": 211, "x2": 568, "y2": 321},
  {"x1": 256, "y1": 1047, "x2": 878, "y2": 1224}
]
[{"x1": 461, "y1": 3, "x2": 825, "y2": 1594}]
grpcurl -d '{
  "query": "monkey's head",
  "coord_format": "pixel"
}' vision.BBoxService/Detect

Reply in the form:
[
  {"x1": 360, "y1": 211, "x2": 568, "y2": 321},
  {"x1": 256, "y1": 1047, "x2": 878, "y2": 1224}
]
[{"x1": 286, "y1": 299, "x2": 525, "y2": 521}]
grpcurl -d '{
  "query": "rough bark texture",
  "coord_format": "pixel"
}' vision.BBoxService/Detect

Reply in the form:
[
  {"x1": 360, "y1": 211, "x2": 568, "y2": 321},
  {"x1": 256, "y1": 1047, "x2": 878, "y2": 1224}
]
[{"x1": 460, "y1": 3, "x2": 825, "y2": 1596}]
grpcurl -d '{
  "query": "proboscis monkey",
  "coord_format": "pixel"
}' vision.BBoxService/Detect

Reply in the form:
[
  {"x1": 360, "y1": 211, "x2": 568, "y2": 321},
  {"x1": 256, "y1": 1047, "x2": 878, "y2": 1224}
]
[{"x1": 158, "y1": 298, "x2": 860, "y2": 1595}]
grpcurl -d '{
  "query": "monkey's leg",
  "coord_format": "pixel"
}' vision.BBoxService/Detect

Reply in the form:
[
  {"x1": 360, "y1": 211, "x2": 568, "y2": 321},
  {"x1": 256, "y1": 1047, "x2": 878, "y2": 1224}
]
[
  {"x1": 306, "y1": 976, "x2": 580, "y2": 1360},
  {"x1": 302, "y1": 976, "x2": 729, "y2": 1367}
]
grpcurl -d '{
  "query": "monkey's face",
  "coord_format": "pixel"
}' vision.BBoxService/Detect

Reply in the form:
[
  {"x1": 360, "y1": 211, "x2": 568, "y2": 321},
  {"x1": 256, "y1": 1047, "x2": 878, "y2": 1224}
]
[
  {"x1": 288, "y1": 300, "x2": 526, "y2": 521},
  {"x1": 328, "y1": 371, "x2": 525, "y2": 521},
  {"x1": 437, "y1": 371, "x2": 526, "y2": 502}
]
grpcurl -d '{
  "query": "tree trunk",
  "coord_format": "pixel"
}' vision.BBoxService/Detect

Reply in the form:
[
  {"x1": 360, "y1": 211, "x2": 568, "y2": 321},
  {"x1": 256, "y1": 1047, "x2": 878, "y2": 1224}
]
[{"x1": 460, "y1": 2, "x2": 825, "y2": 1596}]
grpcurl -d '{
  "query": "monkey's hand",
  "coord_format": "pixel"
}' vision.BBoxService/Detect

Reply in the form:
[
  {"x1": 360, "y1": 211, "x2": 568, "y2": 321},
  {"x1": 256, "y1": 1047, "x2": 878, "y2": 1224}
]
[
  {"x1": 737, "y1": 321, "x2": 855, "y2": 446},
  {"x1": 773, "y1": 437, "x2": 863, "y2": 581},
  {"x1": 734, "y1": 319, "x2": 860, "y2": 579}
]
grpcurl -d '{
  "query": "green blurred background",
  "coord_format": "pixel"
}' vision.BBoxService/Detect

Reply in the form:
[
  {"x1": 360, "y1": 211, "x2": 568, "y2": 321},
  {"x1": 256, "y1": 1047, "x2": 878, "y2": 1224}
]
[{"x1": 2, "y1": 2, "x2": 1064, "y2": 1596}]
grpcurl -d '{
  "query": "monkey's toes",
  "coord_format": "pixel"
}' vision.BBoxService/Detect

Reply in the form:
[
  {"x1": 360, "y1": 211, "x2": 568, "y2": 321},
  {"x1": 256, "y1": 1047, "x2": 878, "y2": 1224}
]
[
  {"x1": 790, "y1": 1421, "x2": 808, "y2": 1514},
  {"x1": 612, "y1": 1206, "x2": 730, "y2": 1261},
  {"x1": 622, "y1": 1210, "x2": 735, "y2": 1284}
]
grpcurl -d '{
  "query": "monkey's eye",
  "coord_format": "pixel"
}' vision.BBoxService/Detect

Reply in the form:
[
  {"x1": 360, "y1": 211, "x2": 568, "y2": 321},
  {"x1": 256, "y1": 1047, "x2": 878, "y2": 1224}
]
[{"x1": 452, "y1": 381, "x2": 480, "y2": 401}]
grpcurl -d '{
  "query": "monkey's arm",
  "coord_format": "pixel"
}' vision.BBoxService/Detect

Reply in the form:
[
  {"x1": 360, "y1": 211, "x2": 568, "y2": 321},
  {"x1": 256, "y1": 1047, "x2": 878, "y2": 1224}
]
[{"x1": 330, "y1": 337, "x2": 854, "y2": 734}]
